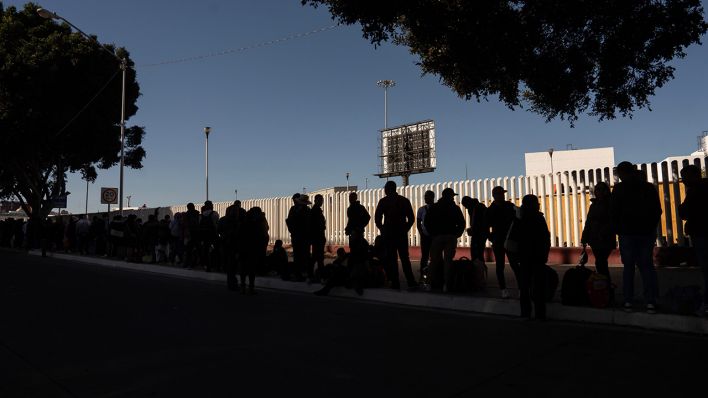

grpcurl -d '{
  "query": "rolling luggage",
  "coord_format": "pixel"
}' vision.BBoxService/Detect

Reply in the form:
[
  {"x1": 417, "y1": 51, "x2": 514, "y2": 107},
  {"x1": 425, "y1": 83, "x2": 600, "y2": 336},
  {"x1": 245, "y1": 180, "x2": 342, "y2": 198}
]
[
  {"x1": 586, "y1": 272, "x2": 611, "y2": 308},
  {"x1": 451, "y1": 257, "x2": 487, "y2": 292}
]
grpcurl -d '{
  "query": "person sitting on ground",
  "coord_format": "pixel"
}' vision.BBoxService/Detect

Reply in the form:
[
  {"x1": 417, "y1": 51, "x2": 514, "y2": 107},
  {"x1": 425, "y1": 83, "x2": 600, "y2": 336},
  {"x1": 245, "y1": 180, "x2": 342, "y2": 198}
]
[
  {"x1": 268, "y1": 239, "x2": 289, "y2": 278},
  {"x1": 314, "y1": 248, "x2": 361, "y2": 296}
]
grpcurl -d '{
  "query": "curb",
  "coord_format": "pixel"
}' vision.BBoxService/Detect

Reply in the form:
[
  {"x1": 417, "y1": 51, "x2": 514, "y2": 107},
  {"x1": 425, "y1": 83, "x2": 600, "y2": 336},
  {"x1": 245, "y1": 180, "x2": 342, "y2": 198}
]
[{"x1": 27, "y1": 251, "x2": 708, "y2": 335}]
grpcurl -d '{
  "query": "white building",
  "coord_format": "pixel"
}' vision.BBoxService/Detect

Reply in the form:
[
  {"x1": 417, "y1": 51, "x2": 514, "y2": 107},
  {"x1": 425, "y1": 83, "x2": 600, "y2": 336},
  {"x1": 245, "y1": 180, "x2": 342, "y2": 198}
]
[{"x1": 525, "y1": 147, "x2": 615, "y2": 176}]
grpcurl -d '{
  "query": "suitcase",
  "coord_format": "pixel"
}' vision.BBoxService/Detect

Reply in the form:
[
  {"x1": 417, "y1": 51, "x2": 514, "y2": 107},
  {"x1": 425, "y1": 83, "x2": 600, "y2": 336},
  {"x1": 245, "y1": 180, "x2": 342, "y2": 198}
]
[
  {"x1": 451, "y1": 257, "x2": 487, "y2": 292},
  {"x1": 586, "y1": 272, "x2": 610, "y2": 308}
]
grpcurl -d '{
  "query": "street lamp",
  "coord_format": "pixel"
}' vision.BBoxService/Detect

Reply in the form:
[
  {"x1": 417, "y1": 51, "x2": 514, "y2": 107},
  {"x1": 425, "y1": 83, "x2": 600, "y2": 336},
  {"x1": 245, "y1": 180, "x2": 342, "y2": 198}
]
[
  {"x1": 548, "y1": 148, "x2": 555, "y2": 175},
  {"x1": 346, "y1": 172, "x2": 350, "y2": 191},
  {"x1": 37, "y1": 8, "x2": 128, "y2": 216},
  {"x1": 376, "y1": 80, "x2": 396, "y2": 129},
  {"x1": 204, "y1": 127, "x2": 211, "y2": 202}
]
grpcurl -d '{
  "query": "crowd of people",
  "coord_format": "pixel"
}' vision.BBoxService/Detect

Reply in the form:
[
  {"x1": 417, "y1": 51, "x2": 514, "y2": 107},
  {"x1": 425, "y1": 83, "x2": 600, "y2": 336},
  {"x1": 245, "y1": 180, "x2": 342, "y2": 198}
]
[{"x1": 3, "y1": 161, "x2": 706, "y2": 319}]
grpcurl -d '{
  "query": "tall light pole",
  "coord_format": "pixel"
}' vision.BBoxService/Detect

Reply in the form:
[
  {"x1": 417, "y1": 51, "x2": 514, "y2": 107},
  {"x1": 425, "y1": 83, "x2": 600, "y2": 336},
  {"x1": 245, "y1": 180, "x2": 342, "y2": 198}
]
[
  {"x1": 377, "y1": 80, "x2": 396, "y2": 129},
  {"x1": 204, "y1": 127, "x2": 211, "y2": 202},
  {"x1": 346, "y1": 172, "x2": 350, "y2": 191},
  {"x1": 548, "y1": 148, "x2": 555, "y2": 175},
  {"x1": 37, "y1": 8, "x2": 128, "y2": 216}
]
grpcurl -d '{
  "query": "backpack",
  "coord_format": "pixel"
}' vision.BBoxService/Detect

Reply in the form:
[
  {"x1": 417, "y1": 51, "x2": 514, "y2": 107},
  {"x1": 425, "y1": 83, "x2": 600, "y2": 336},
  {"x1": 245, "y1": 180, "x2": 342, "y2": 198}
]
[
  {"x1": 451, "y1": 257, "x2": 487, "y2": 292},
  {"x1": 561, "y1": 248, "x2": 593, "y2": 306},
  {"x1": 664, "y1": 285, "x2": 703, "y2": 315}
]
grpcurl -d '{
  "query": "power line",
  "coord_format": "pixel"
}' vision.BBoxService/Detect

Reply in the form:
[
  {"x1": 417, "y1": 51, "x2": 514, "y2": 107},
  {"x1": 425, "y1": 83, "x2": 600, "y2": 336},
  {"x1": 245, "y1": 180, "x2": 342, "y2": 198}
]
[{"x1": 140, "y1": 24, "x2": 340, "y2": 68}]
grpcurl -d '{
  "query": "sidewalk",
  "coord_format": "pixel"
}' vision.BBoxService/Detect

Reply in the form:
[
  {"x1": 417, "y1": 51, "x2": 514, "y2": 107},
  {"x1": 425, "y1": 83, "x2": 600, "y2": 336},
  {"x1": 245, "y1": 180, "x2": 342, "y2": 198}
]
[{"x1": 26, "y1": 250, "x2": 708, "y2": 335}]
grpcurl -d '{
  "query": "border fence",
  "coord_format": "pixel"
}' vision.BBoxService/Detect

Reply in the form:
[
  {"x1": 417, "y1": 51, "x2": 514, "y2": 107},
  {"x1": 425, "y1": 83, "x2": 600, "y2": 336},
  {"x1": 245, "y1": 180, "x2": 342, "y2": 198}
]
[{"x1": 102, "y1": 156, "x2": 707, "y2": 249}]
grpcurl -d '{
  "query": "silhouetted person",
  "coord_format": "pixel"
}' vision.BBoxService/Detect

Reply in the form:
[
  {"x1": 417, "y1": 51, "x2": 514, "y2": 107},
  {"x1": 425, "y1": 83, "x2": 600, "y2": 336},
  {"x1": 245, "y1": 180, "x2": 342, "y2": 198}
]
[
  {"x1": 375, "y1": 181, "x2": 418, "y2": 290},
  {"x1": 91, "y1": 214, "x2": 107, "y2": 256},
  {"x1": 461, "y1": 196, "x2": 489, "y2": 264},
  {"x1": 314, "y1": 248, "x2": 356, "y2": 296},
  {"x1": 124, "y1": 215, "x2": 140, "y2": 262},
  {"x1": 581, "y1": 182, "x2": 616, "y2": 302},
  {"x1": 141, "y1": 214, "x2": 159, "y2": 263},
  {"x1": 345, "y1": 191, "x2": 371, "y2": 293},
  {"x1": 75, "y1": 215, "x2": 90, "y2": 255},
  {"x1": 425, "y1": 188, "x2": 466, "y2": 292},
  {"x1": 286, "y1": 193, "x2": 310, "y2": 281},
  {"x1": 611, "y1": 161, "x2": 661, "y2": 314},
  {"x1": 485, "y1": 186, "x2": 520, "y2": 299},
  {"x1": 157, "y1": 215, "x2": 171, "y2": 263},
  {"x1": 218, "y1": 206, "x2": 238, "y2": 290},
  {"x1": 268, "y1": 239, "x2": 289, "y2": 277},
  {"x1": 169, "y1": 212, "x2": 184, "y2": 264},
  {"x1": 517, "y1": 195, "x2": 551, "y2": 320},
  {"x1": 183, "y1": 203, "x2": 201, "y2": 269},
  {"x1": 679, "y1": 164, "x2": 708, "y2": 316},
  {"x1": 309, "y1": 194, "x2": 326, "y2": 283},
  {"x1": 240, "y1": 206, "x2": 269, "y2": 294},
  {"x1": 416, "y1": 190, "x2": 435, "y2": 280},
  {"x1": 199, "y1": 200, "x2": 220, "y2": 272}
]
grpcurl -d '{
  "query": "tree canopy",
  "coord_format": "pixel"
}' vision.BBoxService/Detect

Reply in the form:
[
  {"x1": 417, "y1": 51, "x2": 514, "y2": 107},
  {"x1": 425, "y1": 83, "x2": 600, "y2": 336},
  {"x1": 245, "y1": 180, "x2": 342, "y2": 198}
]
[
  {"x1": 0, "y1": 3, "x2": 145, "y2": 218},
  {"x1": 303, "y1": 0, "x2": 707, "y2": 123}
]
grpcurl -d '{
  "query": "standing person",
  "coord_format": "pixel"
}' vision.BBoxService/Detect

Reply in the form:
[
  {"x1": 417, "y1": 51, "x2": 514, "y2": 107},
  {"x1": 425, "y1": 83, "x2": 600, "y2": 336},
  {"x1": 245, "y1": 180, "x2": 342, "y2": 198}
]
[
  {"x1": 679, "y1": 164, "x2": 708, "y2": 316},
  {"x1": 183, "y1": 203, "x2": 201, "y2": 269},
  {"x1": 581, "y1": 182, "x2": 616, "y2": 302},
  {"x1": 169, "y1": 212, "x2": 185, "y2": 265},
  {"x1": 425, "y1": 188, "x2": 466, "y2": 292},
  {"x1": 157, "y1": 215, "x2": 171, "y2": 263},
  {"x1": 517, "y1": 195, "x2": 551, "y2": 321},
  {"x1": 485, "y1": 186, "x2": 520, "y2": 299},
  {"x1": 91, "y1": 215, "x2": 107, "y2": 256},
  {"x1": 75, "y1": 215, "x2": 91, "y2": 255},
  {"x1": 141, "y1": 214, "x2": 160, "y2": 263},
  {"x1": 374, "y1": 181, "x2": 418, "y2": 290},
  {"x1": 460, "y1": 196, "x2": 489, "y2": 263},
  {"x1": 611, "y1": 161, "x2": 662, "y2": 314},
  {"x1": 199, "y1": 201, "x2": 220, "y2": 272},
  {"x1": 345, "y1": 191, "x2": 371, "y2": 294},
  {"x1": 286, "y1": 193, "x2": 310, "y2": 282},
  {"x1": 416, "y1": 190, "x2": 435, "y2": 281},
  {"x1": 240, "y1": 206, "x2": 269, "y2": 295},
  {"x1": 309, "y1": 194, "x2": 326, "y2": 283},
  {"x1": 218, "y1": 206, "x2": 239, "y2": 291}
]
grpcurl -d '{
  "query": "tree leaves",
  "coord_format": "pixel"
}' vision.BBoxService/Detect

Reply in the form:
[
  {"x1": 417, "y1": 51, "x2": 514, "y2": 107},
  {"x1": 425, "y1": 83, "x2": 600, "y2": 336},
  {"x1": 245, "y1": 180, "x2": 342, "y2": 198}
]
[{"x1": 302, "y1": 0, "x2": 707, "y2": 123}]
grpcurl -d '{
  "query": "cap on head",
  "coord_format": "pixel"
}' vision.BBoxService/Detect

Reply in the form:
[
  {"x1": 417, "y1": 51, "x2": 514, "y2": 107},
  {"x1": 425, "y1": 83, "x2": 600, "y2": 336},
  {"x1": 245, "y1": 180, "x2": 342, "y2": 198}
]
[
  {"x1": 441, "y1": 187, "x2": 457, "y2": 198},
  {"x1": 492, "y1": 186, "x2": 507, "y2": 196},
  {"x1": 300, "y1": 194, "x2": 312, "y2": 205}
]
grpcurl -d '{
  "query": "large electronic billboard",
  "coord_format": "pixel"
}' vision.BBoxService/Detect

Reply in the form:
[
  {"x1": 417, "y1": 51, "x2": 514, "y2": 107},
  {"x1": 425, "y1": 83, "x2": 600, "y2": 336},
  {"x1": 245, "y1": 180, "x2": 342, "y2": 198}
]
[{"x1": 376, "y1": 120, "x2": 436, "y2": 178}]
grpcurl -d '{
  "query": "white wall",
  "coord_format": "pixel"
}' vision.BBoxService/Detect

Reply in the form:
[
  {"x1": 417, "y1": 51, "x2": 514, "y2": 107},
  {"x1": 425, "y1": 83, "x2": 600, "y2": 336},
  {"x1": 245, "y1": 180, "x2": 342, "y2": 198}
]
[{"x1": 525, "y1": 147, "x2": 615, "y2": 176}]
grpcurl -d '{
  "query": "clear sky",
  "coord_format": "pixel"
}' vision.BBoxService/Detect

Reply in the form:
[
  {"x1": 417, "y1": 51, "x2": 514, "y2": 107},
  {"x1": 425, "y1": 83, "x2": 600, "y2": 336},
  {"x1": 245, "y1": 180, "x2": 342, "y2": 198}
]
[{"x1": 6, "y1": 0, "x2": 708, "y2": 213}]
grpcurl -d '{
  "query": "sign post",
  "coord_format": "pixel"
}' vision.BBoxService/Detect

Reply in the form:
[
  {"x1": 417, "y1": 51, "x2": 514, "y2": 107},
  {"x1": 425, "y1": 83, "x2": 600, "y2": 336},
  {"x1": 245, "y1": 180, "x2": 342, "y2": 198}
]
[{"x1": 101, "y1": 188, "x2": 118, "y2": 206}]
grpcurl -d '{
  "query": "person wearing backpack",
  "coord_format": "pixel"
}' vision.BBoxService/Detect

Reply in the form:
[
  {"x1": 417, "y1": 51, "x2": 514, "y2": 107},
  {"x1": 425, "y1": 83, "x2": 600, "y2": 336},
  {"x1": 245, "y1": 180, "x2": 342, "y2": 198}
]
[
  {"x1": 679, "y1": 164, "x2": 708, "y2": 316},
  {"x1": 517, "y1": 195, "x2": 551, "y2": 321},
  {"x1": 581, "y1": 182, "x2": 616, "y2": 303},
  {"x1": 199, "y1": 201, "x2": 220, "y2": 272},
  {"x1": 611, "y1": 162, "x2": 662, "y2": 314}
]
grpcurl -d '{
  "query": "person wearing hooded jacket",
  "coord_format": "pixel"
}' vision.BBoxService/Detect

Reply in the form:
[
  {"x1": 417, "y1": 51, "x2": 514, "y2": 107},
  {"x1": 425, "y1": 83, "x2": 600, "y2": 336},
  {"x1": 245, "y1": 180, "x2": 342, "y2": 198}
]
[
  {"x1": 581, "y1": 182, "x2": 616, "y2": 302},
  {"x1": 517, "y1": 194, "x2": 551, "y2": 321}
]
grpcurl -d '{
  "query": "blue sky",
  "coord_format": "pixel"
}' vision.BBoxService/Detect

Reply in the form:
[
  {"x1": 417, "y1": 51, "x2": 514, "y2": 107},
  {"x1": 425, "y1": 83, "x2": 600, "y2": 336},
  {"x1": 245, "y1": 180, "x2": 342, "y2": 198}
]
[{"x1": 6, "y1": 0, "x2": 708, "y2": 213}]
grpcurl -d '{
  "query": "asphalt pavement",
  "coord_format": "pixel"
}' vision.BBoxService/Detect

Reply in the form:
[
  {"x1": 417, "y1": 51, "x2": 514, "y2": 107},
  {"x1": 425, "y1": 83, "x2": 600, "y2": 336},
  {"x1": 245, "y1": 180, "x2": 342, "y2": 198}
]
[{"x1": 1, "y1": 250, "x2": 706, "y2": 397}]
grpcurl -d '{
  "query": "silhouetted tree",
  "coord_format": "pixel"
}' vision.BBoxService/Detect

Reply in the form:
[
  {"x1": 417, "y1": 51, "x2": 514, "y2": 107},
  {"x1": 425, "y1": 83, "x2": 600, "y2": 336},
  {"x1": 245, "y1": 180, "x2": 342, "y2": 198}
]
[
  {"x1": 0, "y1": 3, "x2": 146, "y2": 219},
  {"x1": 303, "y1": 0, "x2": 707, "y2": 123}
]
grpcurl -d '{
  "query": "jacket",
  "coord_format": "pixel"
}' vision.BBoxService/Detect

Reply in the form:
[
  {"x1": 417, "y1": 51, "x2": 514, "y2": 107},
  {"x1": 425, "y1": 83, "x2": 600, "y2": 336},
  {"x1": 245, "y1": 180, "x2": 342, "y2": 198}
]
[
  {"x1": 424, "y1": 199, "x2": 465, "y2": 238},
  {"x1": 309, "y1": 205, "x2": 326, "y2": 240},
  {"x1": 611, "y1": 179, "x2": 662, "y2": 237},
  {"x1": 518, "y1": 211, "x2": 551, "y2": 264},
  {"x1": 486, "y1": 200, "x2": 515, "y2": 244},
  {"x1": 581, "y1": 197, "x2": 616, "y2": 249},
  {"x1": 374, "y1": 193, "x2": 414, "y2": 236},
  {"x1": 345, "y1": 201, "x2": 370, "y2": 236},
  {"x1": 679, "y1": 178, "x2": 708, "y2": 237},
  {"x1": 286, "y1": 204, "x2": 310, "y2": 239}
]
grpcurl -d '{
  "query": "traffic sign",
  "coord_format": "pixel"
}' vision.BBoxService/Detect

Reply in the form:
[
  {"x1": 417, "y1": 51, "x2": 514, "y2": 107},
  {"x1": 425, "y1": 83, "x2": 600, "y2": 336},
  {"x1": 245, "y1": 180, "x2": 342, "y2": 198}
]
[
  {"x1": 100, "y1": 187, "x2": 118, "y2": 204},
  {"x1": 50, "y1": 195, "x2": 67, "y2": 208}
]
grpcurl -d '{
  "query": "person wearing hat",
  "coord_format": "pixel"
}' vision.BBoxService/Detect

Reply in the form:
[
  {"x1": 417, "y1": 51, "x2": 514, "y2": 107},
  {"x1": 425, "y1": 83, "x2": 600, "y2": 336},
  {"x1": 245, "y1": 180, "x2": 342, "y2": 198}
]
[
  {"x1": 486, "y1": 186, "x2": 520, "y2": 299},
  {"x1": 286, "y1": 193, "x2": 311, "y2": 281},
  {"x1": 611, "y1": 161, "x2": 662, "y2": 314},
  {"x1": 374, "y1": 181, "x2": 418, "y2": 290},
  {"x1": 424, "y1": 187, "x2": 466, "y2": 292}
]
